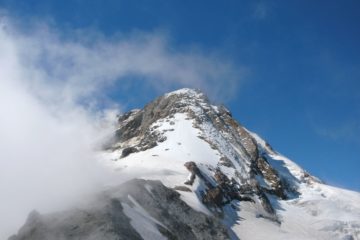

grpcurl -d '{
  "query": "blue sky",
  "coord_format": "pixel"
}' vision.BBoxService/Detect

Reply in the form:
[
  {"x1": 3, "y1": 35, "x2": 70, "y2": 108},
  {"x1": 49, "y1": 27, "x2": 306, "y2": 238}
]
[{"x1": 1, "y1": 0, "x2": 359, "y2": 191}]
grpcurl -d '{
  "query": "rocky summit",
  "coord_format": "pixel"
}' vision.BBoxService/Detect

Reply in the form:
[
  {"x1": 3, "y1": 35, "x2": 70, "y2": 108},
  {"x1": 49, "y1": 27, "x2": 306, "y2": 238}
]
[{"x1": 11, "y1": 89, "x2": 360, "y2": 240}]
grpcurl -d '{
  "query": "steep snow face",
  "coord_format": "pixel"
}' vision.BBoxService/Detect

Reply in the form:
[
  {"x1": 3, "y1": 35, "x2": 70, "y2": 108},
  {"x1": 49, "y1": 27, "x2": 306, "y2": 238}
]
[
  {"x1": 103, "y1": 113, "x2": 219, "y2": 187},
  {"x1": 102, "y1": 88, "x2": 360, "y2": 240},
  {"x1": 235, "y1": 131, "x2": 360, "y2": 240}
]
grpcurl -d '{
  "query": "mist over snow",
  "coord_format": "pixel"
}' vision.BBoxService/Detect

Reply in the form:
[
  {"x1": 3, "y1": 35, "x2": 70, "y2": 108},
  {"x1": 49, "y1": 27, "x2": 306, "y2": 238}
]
[
  {"x1": 0, "y1": 14, "x2": 242, "y2": 238},
  {"x1": 0, "y1": 23, "x2": 118, "y2": 239}
]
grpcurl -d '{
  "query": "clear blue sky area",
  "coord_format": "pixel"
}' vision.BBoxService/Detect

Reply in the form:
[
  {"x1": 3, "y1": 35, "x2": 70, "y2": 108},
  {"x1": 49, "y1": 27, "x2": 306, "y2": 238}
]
[{"x1": 1, "y1": 0, "x2": 359, "y2": 191}]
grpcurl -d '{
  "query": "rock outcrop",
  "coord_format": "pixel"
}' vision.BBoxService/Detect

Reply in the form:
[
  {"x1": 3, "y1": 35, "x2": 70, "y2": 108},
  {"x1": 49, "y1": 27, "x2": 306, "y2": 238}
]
[{"x1": 9, "y1": 179, "x2": 230, "y2": 240}]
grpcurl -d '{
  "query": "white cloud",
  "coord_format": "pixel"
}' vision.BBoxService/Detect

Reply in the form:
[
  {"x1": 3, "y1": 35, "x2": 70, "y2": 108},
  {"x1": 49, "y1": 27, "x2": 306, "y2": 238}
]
[
  {"x1": 0, "y1": 14, "x2": 243, "y2": 238},
  {"x1": 5, "y1": 17, "x2": 243, "y2": 104},
  {"x1": 0, "y1": 22, "x2": 118, "y2": 239}
]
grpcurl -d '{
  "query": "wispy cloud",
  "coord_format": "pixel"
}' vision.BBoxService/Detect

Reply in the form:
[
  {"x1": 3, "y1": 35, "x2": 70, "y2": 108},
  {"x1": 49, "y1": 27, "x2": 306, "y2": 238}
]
[
  {"x1": 3, "y1": 15, "x2": 244, "y2": 104},
  {"x1": 0, "y1": 12, "x2": 244, "y2": 238}
]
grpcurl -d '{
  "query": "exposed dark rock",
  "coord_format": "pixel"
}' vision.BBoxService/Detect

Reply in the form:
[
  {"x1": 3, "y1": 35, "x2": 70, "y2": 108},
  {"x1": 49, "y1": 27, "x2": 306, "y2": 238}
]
[
  {"x1": 184, "y1": 161, "x2": 214, "y2": 188},
  {"x1": 214, "y1": 169, "x2": 231, "y2": 187},
  {"x1": 219, "y1": 156, "x2": 234, "y2": 168},
  {"x1": 10, "y1": 179, "x2": 230, "y2": 240},
  {"x1": 255, "y1": 185, "x2": 276, "y2": 215},
  {"x1": 184, "y1": 162, "x2": 198, "y2": 186},
  {"x1": 203, "y1": 187, "x2": 224, "y2": 207},
  {"x1": 213, "y1": 169, "x2": 255, "y2": 205},
  {"x1": 115, "y1": 179, "x2": 230, "y2": 240},
  {"x1": 184, "y1": 164, "x2": 255, "y2": 209},
  {"x1": 120, "y1": 147, "x2": 138, "y2": 158},
  {"x1": 302, "y1": 171, "x2": 322, "y2": 184},
  {"x1": 184, "y1": 161, "x2": 200, "y2": 174},
  {"x1": 10, "y1": 197, "x2": 143, "y2": 240},
  {"x1": 115, "y1": 111, "x2": 143, "y2": 142},
  {"x1": 255, "y1": 156, "x2": 287, "y2": 199}
]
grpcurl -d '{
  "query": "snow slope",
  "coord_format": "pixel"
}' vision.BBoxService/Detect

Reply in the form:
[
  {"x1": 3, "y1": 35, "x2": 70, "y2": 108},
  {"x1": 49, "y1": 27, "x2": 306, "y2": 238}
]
[{"x1": 99, "y1": 88, "x2": 360, "y2": 240}]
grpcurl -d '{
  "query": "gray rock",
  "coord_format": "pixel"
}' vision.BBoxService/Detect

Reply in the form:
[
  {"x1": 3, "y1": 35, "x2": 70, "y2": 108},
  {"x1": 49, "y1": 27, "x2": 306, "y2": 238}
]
[
  {"x1": 121, "y1": 146, "x2": 138, "y2": 158},
  {"x1": 10, "y1": 179, "x2": 230, "y2": 240}
]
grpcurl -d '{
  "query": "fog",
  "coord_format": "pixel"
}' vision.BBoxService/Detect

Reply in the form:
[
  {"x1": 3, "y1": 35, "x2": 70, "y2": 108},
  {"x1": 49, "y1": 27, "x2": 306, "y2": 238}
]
[
  {"x1": 0, "y1": 24, "x2": 117, "y2": 239},
  {"x1": 0, "y1": 15, "x2": 241, "y2": 238}
]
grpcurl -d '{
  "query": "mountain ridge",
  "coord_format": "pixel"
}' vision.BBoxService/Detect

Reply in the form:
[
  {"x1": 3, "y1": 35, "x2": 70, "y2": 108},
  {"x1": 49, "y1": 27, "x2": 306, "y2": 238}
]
[{"x1": 10, "y1": 88, "x2": 360, "y2": 240}]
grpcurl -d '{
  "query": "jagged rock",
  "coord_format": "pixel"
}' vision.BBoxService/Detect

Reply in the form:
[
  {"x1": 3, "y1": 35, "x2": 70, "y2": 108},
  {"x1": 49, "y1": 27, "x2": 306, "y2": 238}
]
[
  {"x1": 213, "y1": 169, "x2": 255, "y2": 205},
  {"x1": 184, "y1": 162, "x2": 214, "y2": 189},
  {"x1": 219, "y1": 156, "x2": 234, "y2": 168},
  {"x1": 255, "y1": 156, "x2": 287, "y2": 199},
  {"x1": 184, "y1": 161, "x2": 199, "y2": 185},
  {"x1": 255, "y1": 184, "x2": 276, "y2": 216},
  {"x1": 184, "y1": 161, "x2": 199, "y2": 173},
  {"x1": 203, "y1": 187, "x2": 224, "y2": 207},
  {"x1": 214, "y1": 169, "x2": 231, "y2": 186},
  {"x1": 10, "y1": 179, "x2": 230, "y2": 240},
  {"x1": 10, "y1": 197, "x2": 143, "y2": 240},
  {"x1": 302, "y1": 171, "x2": 322, "y2": 184},
  {"x1": 120, "y1": 147, "x2": 138, "y2": 158}
]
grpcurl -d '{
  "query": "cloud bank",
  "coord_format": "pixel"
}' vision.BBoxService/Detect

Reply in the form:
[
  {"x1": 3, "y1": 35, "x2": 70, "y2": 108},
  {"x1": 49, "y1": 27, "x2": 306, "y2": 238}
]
[{"x1": 0, "y1": 14, "x2": 242, "y2": 238}]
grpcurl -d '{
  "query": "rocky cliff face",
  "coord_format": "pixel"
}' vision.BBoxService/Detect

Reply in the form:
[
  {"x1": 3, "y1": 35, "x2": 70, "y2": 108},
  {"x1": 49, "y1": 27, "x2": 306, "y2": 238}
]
[
  {"x1": 9, "y1": 179, "x2": 229, "y2": 240},
  {"x1": 11, "y1": 88, "x2": 360, "y2": 240}
]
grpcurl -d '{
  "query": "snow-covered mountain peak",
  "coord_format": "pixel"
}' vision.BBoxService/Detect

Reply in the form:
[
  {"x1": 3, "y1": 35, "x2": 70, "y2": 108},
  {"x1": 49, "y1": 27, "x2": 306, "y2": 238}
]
[
  {"x1": 11, "y1": 88, "x2": 360, "y2": 240},
  {"x1": 164, "y1": 88, "x2": 205, "y2": 99},
  {"x1": 105, "y1": 89, "x2": 319, "y2": 215},
  {"x1": 104, "y1": 88, "x2": 360, "y2": 239}
]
